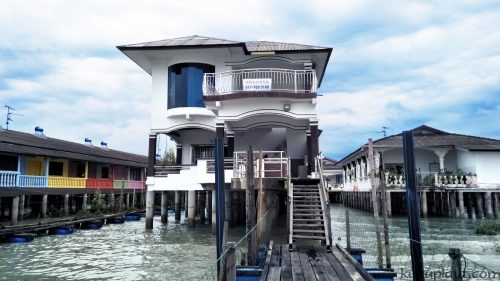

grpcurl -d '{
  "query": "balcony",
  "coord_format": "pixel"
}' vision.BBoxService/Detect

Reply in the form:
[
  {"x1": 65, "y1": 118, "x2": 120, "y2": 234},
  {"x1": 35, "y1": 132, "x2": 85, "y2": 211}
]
[
  {"x1": 48, "y1": 176, "x2": 86, "y2": 188},
  {"x1": 202, "y1": 68, "x2": 317, "y2": 96},
  {"x1": 0, "y1": 171, "x2": 19, "y2": 187},
  {"x1": 113, "y1": 179, "x2": 145, "y2": 189},
  {"x1": 18, "y1": 175, "x2": 48, "y2": 188},
  {"x1": 87, "y1": 178, "x2": 114, "y2": 189}
]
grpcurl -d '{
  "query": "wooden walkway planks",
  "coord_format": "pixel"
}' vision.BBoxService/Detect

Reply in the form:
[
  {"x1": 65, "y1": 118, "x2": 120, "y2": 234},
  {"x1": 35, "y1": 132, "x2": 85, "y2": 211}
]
[{"x1": 261, "y1": 244, "x2": 374, "y2": 281}]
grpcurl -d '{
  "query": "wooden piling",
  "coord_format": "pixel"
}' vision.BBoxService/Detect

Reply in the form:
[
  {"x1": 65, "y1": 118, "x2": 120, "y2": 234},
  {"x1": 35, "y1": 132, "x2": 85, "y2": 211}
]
[
  {"x1": 484, "y1": 192, "x2": 493, "y2": 219},
  {"x1": 200, "y1": 191, "x2": 206, "y2": 224},
  {"x1": 206, "y1": 191, "x2": 212, "y2": 224},
  {"x1": 212, "y1": 189, "x2": 217, "y2": 234},
  {"x1": 493, "y1": 193, "x2": 499, "y2": 219},
  {"x1": 225, "y1": 242, "x2": 237, "y2": 281},
  {"x1": 467, "y1": 193, "x2": 474, "y2": 219},
  {"x1": 188, "y1": 190, "x2": 196, "y2": 227},
  {"x1": 185, "y1": 191, "x2": 189, "y2": 218},
  {"x1": 345, "y1": 209, "x2": 351, "y2": 249},
  {"x1": 386, "y1": 191, "x2": 392, "y2": 217},
  {"x1": 161, "y1": 191, "x2": 168, "y2": 224},
  {"x1": 246, "y1": 146, "x2": 257, "y2": 266},
  {"x1": 11, "y1": 196, "x2": 19, "y2": 226},
  {"x1": 368, "y1": 139, "x2": 383, "y2": 268},
  {"x1": 225, "y1": 190, "x2": 232, "y2": 226},
  {"x1": 449, "y1": 248, "x2": 463, "y2": 281},
  {"x1": 175, "y1": 191, "x2": 181, "y2": 222},
  {"x1": 257, "y1": 149, "x2": 267, "y2": 245},
  {"x1": 145, "y1": 191, "x2": 154, "y2": 229},
  {"x1": 42, "y1": 194, "x2": 48, "y2": 218}
]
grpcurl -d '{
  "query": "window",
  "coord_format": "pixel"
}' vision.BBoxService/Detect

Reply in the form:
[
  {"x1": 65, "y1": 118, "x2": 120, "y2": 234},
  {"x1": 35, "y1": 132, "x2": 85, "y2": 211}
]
[
  {"x1": 49, "y1": 162, "x2": 64, "y2": 176},
  {"x1": 101, "y1": 167, "x2": 109, "y2": 179},
  {"x1": 76, "y1": 163, "x2": 86, "y2": 178},
  {"x1": 191, "y1": 145, "x2": 215, "y2": 164},
  {"x1": 0, "y1": 154, "x2": 18, "y2": 171},
  {"x1": 130, "y1": 168, "x2": 141, "y2": 181},
  {"x1": 168, "y1": 63, "x2": 215, "y2": 109}
]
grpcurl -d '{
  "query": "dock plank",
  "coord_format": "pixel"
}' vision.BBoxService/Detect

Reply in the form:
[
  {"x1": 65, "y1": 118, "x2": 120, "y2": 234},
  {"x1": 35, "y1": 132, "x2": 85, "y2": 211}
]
[
  {"x1": 280, "y1": 245, "x2": 293, "y2": 281},
  {"x1": 290, "y1": 249, "x2": 305, "y2": 281},
  {"x1": 323, "y1": 248, "x2": 354, "y2": 281},
  {"x1": 266, "y1": 244, "x2": 282, "y2": 281},
  {"x1": 312, "y1": 248, "x2": 343, "y2": 281},
  {"x1": 330, "y1": 247, "x2": 367, "y2": 281},
  {"x1": 297, "y1": 246, "x2": 318, "y2": 281}
]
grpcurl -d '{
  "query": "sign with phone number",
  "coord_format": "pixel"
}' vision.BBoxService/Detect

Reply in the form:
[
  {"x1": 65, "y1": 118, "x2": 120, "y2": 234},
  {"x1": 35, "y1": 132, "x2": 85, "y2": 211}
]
[{"x1": 243, "y1": 78, "x2": 272, "y2": 91}]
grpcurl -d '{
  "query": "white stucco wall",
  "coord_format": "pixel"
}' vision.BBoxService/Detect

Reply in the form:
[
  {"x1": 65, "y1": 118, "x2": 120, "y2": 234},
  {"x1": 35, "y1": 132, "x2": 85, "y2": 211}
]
[
  {"x1": 234, "y1": 128, "x2": 286, "y2": 152},
  {"x1": 286, "y1": 128, "x2": 307, "y2": 159},
  {"x1": 457, "y1": 150, "x2": 477, "y2": 174},
  {"x1": 474, "y1": 151, "x2": 500, "y2": 186}
]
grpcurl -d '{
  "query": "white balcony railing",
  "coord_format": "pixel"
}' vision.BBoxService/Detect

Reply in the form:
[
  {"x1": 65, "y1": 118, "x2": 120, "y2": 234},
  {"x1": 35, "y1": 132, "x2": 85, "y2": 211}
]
[
  {"x1": 233, "y1": 151, "x2": 288, "y2": 179},
  {"x1": 203, "y1": 68, "x2": 318, "y2": 95},
  {"x1": 0, "y1": 171, "x2": 19, "y2": 187}
]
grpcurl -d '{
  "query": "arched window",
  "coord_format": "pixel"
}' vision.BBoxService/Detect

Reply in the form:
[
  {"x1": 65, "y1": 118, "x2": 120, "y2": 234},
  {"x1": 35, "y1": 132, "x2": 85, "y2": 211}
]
[{"x1": 168, "y1": 63, "x2": 215, "y2": 109}]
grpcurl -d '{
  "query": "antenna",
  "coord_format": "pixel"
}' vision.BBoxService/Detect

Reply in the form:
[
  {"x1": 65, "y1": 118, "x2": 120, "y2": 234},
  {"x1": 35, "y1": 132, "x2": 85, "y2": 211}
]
[
  {"x1": 4, "y1": 104, "x2": 23, "y2": 130},
  {"x1": 377, "y1": 126, "x2": 389, "y2": 137}
]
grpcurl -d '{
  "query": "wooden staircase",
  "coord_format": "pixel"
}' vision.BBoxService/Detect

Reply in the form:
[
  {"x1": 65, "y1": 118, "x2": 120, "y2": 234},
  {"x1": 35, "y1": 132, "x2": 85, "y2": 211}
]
[{"x1": 289, "y1": 179, "x2": 331, "y2": 250}]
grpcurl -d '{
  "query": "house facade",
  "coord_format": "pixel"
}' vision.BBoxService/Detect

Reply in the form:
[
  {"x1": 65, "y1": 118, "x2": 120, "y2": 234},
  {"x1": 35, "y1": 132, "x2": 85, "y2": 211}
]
[
  {"x1": 118, "y1": 35, "x2": 332, "y2": 190},
  {"x1": 0, "y1": 128, "x2": 147, "y2": 191},
  {"x1": 338, "y1": 125, "x2": 500, "y2": 191}
]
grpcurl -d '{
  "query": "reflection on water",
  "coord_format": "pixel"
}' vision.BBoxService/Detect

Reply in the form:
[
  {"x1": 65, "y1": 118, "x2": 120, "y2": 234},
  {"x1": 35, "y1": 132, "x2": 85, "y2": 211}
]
[{"x1": 1, "y1": 206, "x2": 499, "y2": 280}]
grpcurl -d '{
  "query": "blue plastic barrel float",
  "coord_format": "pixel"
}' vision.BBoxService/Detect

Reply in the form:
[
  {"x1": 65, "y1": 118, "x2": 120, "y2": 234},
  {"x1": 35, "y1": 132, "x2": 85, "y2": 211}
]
[
  {"x1": 365, "y1": 268, "x2": 397, "y2": 281},
  {"x1": 49, "y1": 224, "x2": 75, "y2": 235},
  {"x1": 348, "y1": 248, "x2": 366, "y2": 265},
  {"x1": 8, "y1": 233, "x2": 36, "y2": 243},
  {"x1": 81, "y1": 219, "x2": 104, "y2": 230},
  {"x1": 109, "y1": 215, "x2": 125, "y2": 224},
  {"x1": 124, "y1": 214, "x2": 141, "y2": 221},
  {"x1": 236, "y1": 267, "x2": 263, "y2": 281}
]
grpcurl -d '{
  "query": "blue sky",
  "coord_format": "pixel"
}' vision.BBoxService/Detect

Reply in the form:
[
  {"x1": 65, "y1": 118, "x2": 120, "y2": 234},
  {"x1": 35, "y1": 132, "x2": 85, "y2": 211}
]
[{"x1": 1, "y1": 0, "x2": 499, "y2": 160}]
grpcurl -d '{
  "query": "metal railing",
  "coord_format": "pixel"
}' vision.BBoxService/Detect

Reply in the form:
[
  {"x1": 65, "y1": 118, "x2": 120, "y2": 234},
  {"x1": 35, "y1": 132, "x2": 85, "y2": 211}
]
[
  {"x1": 86, "y1": 178, "x2": 114, "y2": 188},
  {"x1": 113, "y1": 180, "x2": 144, "y2": 189},
  {"x1": 154, "y1": 165, "x2": 194, "y2": 177},
  {"x1": 203, "y1": 68, "x2": 318, "y2": 95},
  {"x1": 316, "y1": 156, "x2": 332, "y2": 249},
  {"x1": 206, "y1": 158, "x2": 234, "y2": 173},
  {"x1": 48, "y1": 176, "x2": 86, "y2": 188},
  {"x1": 0, "y1": 170, "x2": 19, "y2": 187},
  {"x1": 233, "y1": 151, "x2": 288, "y2": 179},
  {"x1": 18, "y1": 175, "x2": 47, "y2": 188}
]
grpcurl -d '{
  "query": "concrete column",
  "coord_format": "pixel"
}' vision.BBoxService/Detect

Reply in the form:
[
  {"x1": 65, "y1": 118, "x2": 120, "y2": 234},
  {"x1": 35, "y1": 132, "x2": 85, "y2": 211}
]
[
  {"x1": 125, "y1": 193, "x2": 130, "y2": 208},
  {"x1": 187, "y1": 191, "x2": 196, "y2": 227},
  {"x1": 147, "y1": 134, "x2": 157, "y2": 177},
  {"x1": 145, "y1": 191, "x2": 154, "y2": 229},
  {"x1": 458, "y1": 191, "x2": 465, "y2": 218},
  {"x1": 161, "y1": 191, "x2": 168, "y2": 223},
  {"x1": 421, "y1": 190, "x2": 428, "y2": 217},
  {"x1": 212, "y1": 189, "x2": 217, "y2": 234},
  {"x1": 174, "y1": 191, "x2": 181, "y2": 222},
  {"x1": 82, "y1": 194, "x2": 88, "y2": 211},
  {"x1": 484, "y1": 192, "x2": 494, "y2": 219},
  {"x1": 475, "y1": 193, "x2": 484, "y2": 219},
  {"x1": 466, "y1": 193, "x2": 474, "y2": 219},
  {"x1": 132, "y1": 191, "x2": 137, "y2": 209},
  {"x1": 19, "y1": 195, "x2": 25, "y2": 221},
  {"x1": 42, "y1": 194, "x2": 48, "y2": 218},
  {"x1": 206, "y1": 191, "x2": 212, "y2": 224},
  {"x1": 185, "y1": 191, "x2": 189, "y2": 218},
  {"x1": 386, "y1": 191, "x2": 392, "y2": 217},
  {"x1": 200, "y1": 191, "x2": 206, "y2": 224},
  {"x1": 11, "y1": 196, "x2": 19, "y2": 226},
  {"x1": 64, "y1": 194, "x2": 69, "y2": 215},
  {"x1": 196, "y1": 191, "x2": 201, "y2": 218}
]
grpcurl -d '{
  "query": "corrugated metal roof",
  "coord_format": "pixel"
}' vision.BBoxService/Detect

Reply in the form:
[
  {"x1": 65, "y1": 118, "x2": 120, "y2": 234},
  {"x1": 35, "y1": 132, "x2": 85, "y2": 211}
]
[
  {"x1": 118, "y1": 35, "x2": 330, "y2": 52},
  {"x1": 0, "y1": 129, "x2": 148, "y2": 167}
]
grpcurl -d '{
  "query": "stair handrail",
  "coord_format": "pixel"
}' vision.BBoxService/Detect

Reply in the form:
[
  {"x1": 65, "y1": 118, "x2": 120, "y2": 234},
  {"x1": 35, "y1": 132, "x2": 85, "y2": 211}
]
[
  {"x1": 316, "y1": 156, "x2": 332, "y2": 249},
  {"x1": 288, "y1": 180, "x2": 294, "y2": 249}
]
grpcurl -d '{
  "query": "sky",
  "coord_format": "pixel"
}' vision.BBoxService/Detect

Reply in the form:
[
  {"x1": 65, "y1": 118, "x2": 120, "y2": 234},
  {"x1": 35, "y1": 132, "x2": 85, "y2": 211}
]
[{"x1": 1, "y1": 0, "x2": 499, "y2": 160}]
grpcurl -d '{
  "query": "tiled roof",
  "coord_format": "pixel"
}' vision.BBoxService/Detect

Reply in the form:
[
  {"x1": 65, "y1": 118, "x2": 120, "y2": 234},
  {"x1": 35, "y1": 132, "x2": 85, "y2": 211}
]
[
  {"x1": 118, "y1": 35, "x2": 330, "y2": 53},
  {"x1": 0, "y1": 129, "x2": 147, "y2": 167}
]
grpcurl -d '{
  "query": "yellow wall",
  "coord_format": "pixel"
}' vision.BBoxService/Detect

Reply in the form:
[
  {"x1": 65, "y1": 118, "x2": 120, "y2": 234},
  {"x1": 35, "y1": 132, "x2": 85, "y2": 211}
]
[{"x1": 26, "y1": 157, "x2": 45, "y2": 176}]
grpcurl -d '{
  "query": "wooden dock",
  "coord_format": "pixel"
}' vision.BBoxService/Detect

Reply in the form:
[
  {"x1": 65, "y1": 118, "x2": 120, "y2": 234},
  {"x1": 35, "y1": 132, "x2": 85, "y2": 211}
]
[{"x1": 261, "y1": 244, "x2": 374, "y2": 281}]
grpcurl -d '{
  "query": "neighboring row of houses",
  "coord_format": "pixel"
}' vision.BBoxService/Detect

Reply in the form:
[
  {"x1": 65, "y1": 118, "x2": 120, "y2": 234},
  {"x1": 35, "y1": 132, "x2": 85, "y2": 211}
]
[
  {"x1": 324, "y1": 125, "x2": 500, "y2": 191},
  {"x1": 0, "y1": 127, "x2": 147, "y2": 194}
]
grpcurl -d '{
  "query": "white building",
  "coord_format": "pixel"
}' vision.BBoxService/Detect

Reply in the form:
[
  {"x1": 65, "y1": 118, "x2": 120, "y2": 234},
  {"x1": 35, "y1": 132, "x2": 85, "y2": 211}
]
[
  {"x1": 118, "y1": 35, "x2": 332, "y2": 191},
  {"x1": 339, "y1": 125, "x2": 500, "y2": 191}
]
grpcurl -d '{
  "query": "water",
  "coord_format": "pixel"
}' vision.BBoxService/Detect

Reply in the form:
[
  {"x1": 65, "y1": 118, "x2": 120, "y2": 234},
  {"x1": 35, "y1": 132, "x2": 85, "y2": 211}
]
[{"x1": 1, "y1": 206, "x2": 499, "y2": 280}]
